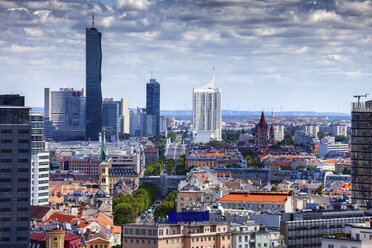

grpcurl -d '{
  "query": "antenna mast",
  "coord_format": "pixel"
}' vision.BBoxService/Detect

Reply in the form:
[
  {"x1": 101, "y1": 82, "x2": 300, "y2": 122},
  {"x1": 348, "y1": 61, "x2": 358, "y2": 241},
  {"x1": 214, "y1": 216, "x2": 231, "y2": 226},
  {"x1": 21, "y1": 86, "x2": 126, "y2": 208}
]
[{"x1": 92, "y1": 12, "x2": 95, "y2": 28}]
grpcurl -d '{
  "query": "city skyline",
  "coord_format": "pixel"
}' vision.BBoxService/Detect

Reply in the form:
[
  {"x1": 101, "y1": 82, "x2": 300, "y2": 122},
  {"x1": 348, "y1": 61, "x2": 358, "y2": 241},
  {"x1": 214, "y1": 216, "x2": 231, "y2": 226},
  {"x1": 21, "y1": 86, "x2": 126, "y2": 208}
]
[{"x1": 0, "y1": 0, "x2": 371, "y2": 112}]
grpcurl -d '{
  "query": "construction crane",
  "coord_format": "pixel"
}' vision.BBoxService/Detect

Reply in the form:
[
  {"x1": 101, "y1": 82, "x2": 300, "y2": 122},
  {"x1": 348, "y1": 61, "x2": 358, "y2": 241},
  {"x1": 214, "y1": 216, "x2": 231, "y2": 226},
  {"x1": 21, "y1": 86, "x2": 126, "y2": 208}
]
[{"x1": 353, "y1": 93, "x2": 369, "y2": 105}]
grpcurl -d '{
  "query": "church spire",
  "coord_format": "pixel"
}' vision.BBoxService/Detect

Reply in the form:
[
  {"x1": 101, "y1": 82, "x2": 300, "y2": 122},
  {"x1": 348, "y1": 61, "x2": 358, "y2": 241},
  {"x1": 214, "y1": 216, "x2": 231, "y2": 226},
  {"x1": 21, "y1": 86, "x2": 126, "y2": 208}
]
[
  {"x1": 101, "y1": 131, "x2": 107, "y2": 162},
  {"x1": 259, "y1": 111, "x2": 267, "y2": 128}
]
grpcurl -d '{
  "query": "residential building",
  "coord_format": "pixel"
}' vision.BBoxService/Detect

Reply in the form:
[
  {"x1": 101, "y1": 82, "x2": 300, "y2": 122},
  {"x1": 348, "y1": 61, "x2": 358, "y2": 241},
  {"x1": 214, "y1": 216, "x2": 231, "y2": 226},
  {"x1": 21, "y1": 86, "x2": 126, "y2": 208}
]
[
  {"x1": 185, "y1": 150, "x2": 245, "y2": 169},
  {"x1": 351, "y1": 100, "x2": 372, "y2": 209},
  {"x1": 30, "y1": 227, "x2": 85, "y2": 248},
  {"x1": 192, "y1": 69, "x2": 222, "y2": 143},
  {"x1": 177, "y1": 191, "x2": 204, "y2": 212},
  {"x1": 146, "y1": 78, "x2": 160, "y2": 137},
  {"x1": 274, "y1": 125, "x2": 285, "y2": 142},
  {"x1": 319, "y1": 143, "x2": 349, "y2": 158},
  {"x1": 122, "y1": 222, "x2": 232, "y2": 248},
  {"x1": 329, "y1": 123, "x2": 348, "y2": 137},
  {"x1": 254, "y1": 112, "x2": 275, "y2": 145},
  {"x1": 86, "y1": 17, "x2": 103, "y2": 141},
  {"x1": 321, "y1": 221, "x2": 372, "y2": 248},
  {"x1": 302, "y1": 124, "x2": 319, "y2": 138},
  {"x1": 218, "y1": 192, "x2": 294, "y2": 213},
  {"x1": 0, "y1": 94, "x2": 31, "y2": 247},
  {"x1": 117, "y1": 98, "x2": 130, "y2": 135},
  {"x1": 144, "y1": 148, "x2": 159, "y2": 166}
]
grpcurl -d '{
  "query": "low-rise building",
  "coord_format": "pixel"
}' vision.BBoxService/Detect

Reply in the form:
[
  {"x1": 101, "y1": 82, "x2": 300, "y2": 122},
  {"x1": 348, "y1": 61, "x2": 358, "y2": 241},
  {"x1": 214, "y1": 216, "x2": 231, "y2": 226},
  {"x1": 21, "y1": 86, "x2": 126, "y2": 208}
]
[
  {"x1": 218, "y1": 192, "x2": 294, "y2": 213},
  {"x1": 177, "y1": 191, "x2": 204, "y2": 212},
  {"x1": 122, "y1": 222, "x2": 232, "y2": 248}
]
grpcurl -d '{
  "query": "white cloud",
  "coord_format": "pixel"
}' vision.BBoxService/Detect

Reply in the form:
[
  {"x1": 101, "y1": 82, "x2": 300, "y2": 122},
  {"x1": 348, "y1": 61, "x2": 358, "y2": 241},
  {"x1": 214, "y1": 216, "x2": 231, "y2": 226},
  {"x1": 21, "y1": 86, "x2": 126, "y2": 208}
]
[
  {"x1": 23, "y1": 28, "x2": 44, "y2": 37},
  {"x1": 115, "y1": 0, "x2": 150, "y2": 10},
  {"x1": 102, "y1": 16, "x2": 115, "y2": 27},
  {"x1": 308, "y1": 10, "x2": 342, "y2": 24}
]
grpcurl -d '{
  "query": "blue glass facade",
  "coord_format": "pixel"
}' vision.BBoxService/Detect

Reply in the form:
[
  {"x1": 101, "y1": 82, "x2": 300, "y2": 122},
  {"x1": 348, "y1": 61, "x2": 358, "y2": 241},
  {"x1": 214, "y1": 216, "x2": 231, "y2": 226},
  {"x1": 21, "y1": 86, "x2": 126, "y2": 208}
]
[
  {"x1": 85, "y1": 27, "x2": 102, "y2": 141},
  {"x1": 146, "y1": 79, "x2": 160, "y2": 136}
]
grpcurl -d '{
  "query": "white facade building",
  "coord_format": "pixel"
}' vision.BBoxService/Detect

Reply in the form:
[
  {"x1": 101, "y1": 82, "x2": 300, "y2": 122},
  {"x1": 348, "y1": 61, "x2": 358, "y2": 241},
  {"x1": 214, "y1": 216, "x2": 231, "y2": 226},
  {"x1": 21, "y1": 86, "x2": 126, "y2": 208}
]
[
  {"x1": 274, "y1": 125, "x2": 285, "y2": 142},
  {"x1": 192, "y1": 69, "x2": 222, "y2": 143},
  {"x1": 319, "y1": 142, "x2": 349, "y2": 157},
  {"x1": 329, "y1": 123, "x2": 348, "y2": 136},
  {"x1": 31, "y1": 152, "x2": 50, "y2": 205},
  {"x1": 303, "y1": 124, "x2": 319, "y2": 138}
]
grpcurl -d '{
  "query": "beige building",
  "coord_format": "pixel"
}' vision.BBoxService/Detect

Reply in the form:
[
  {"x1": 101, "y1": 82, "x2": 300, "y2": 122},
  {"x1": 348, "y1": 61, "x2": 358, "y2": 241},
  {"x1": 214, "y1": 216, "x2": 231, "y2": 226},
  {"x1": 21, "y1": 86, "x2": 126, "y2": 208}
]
[
  {"x1": 177, "y1": 191, "x2": 204, "y2": 212},
  {"x1": 122, "y1": 222, "x2": 232, "y2": 248}
]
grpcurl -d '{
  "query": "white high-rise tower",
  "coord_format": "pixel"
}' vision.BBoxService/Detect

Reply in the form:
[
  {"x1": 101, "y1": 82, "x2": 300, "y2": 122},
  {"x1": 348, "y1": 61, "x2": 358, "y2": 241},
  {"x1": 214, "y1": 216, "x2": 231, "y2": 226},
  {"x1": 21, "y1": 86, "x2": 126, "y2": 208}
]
[{"x1": 192, "y1": 68, "x2": 222, "y2": 143}]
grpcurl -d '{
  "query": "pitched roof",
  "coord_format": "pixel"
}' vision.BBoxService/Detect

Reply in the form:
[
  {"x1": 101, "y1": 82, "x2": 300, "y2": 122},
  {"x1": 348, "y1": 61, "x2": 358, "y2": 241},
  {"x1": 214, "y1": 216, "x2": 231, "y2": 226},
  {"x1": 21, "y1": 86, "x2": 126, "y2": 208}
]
[
  {"x1": 97, "y1": 213, "x2": 121, "y2": 234},
  {"x1": 48, "y1": 213, "x2": 75, "y2": 224},
  {"x1": 259, "y1": 111, "x2": 267, "y2": 129},
  {"x1": 30, "y1": 205, "x2": 53, "y2": 220},
  {"x1": 218, "y1": 192, "x2": 289, "y2": 203},
  {"x1": 30, "y1": 232, "x2": 46, "y2": 241}
]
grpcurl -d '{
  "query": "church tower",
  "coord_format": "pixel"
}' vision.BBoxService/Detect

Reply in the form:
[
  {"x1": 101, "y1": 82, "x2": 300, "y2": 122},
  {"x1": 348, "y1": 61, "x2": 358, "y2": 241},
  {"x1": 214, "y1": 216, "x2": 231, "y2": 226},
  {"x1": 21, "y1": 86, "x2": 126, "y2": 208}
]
[{"x1": 99, "y1": 132, "x2": 110, "y2": 195}]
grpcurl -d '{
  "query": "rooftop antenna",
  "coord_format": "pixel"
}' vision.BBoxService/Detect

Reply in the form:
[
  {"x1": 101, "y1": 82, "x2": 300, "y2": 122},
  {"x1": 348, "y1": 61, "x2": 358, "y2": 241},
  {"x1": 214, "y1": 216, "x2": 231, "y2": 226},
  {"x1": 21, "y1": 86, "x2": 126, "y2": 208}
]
[
  {"x1": 353, "y1": 93, "x2": 369, "y2": 106},
  {"x1": 151, "y1": 70, "x2": 153, "y2": 79},
  {"x1": 92, "y1": 12, "x2": 95, "y2": 28}
]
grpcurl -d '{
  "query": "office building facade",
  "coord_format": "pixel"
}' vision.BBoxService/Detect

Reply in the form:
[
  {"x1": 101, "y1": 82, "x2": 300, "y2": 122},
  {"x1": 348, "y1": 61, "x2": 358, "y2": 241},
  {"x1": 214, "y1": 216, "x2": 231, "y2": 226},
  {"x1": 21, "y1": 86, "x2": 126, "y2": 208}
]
[
  {"x1": 86, "y1": 23, "x2": 103, "y2": 141},
  {"x1": 0, "y1": 95, "x2": 31, "y2": 247},
  {"x1": 30, "y1": 112, "x2": 49, "y2": 206},
  {"x1": 44, "y1": 88, "x2": 86, "y2": 141},
  {"x1": 102, "y1": 99, "x2": 120, "y2": 141},
  {"x1": 146, "y1": 79, "x2": 160, "y2": 137},
  {"x1": 351, "y1": 100, "x2": 372, "y2": 208},
  {"x1": 193, "y1": 70, "x2": 222, "y2": 143}
]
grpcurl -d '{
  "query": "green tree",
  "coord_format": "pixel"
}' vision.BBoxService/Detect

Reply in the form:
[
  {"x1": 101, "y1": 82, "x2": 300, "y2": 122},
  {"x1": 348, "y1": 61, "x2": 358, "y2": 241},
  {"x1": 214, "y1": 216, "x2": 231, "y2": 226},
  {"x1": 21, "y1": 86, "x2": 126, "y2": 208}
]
[
  {"x1": 113, "y1": 203, "x2": 135, "y2": 225},
  {"x1": 166, "y1": 159, "x2": 175, "y2": 175},
  {"x1": 271, "y1": 186, "x2": 278, "y2": 192},
  {"x1": 335, "y1": 135, "x2": 349, "y2": 144},
  {"x1": 315, "y1": 186, "x2": 323, "y2": 195},
  {"x1": 168, "y1": 131, "x2": 177, "y2": 142},
  {"x1": 306, "y1": 166, "x2": 316, "y2": 171},
  {"x1": 280, "y1": 165, "x2": 293, "y2": 170},
  {"x1": 175, "y1": 155, "x2": 187, "y2": 175},
  {"x1": 154, "y1": 201, "x2": 175, "y2": 218},
  {"x1": 226, "y1": 164, "x2": 242, "y2": 168},
  {"x1": 165, "y1": 190, "x2": 178, "y2": 202},
  {"x1": 296, "y1": 165, "x2": 305, "y2": 170}
]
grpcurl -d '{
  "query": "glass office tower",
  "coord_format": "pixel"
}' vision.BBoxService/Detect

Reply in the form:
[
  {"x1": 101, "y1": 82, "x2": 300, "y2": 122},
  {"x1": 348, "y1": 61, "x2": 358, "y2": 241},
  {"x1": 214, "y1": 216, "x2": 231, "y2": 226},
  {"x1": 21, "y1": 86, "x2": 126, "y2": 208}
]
[
  {"x1": 86, "y1": 24, "x2": 102, "y2": 141},
  {"x1": 146, "y1": 79, "x2": 160, "y2": 137},
  {"x1": 0, "y1": 95, "x2": 31, "y2": 248},
  {"x1": 351, "y1": 99, "x2": 372, "y2": 209}
]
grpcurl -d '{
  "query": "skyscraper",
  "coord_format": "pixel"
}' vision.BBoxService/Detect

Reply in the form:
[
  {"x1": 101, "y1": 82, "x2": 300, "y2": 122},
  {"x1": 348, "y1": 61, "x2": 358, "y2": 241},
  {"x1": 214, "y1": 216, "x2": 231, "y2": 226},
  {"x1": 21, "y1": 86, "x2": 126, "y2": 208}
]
[
  {"x1": 86, "y1": 15, "x2": 102, "y2": 141},
  {"x1": 146, "y1": 79, "x2": 160, "y2": 137},
  {"x1": 44, "y1": 87, "x2": 86, "y2": 141},
  {"x1": 351, "y1": 99, "x2": 372, "y2": 208},
  {"x1": 102, "y1": 98, "x2": 120, "y2": 141},
  {"x1": 0, "y1": 94, "x2": 31, "y2": 247},
  {"x1": 30, "y1": 111, "x2": 49, "y2": 206},
  {"x1": 192, "y1": 69, "x2": 222, "y2": 143}
]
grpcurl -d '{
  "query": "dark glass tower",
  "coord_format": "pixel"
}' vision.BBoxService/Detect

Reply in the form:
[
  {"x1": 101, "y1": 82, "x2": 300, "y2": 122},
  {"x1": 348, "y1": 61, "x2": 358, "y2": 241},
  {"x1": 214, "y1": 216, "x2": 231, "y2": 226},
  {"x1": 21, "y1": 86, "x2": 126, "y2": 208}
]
[
  {"x1": 85, "y1": 19, "x2": 102, "y2": 141},
  {"x1": 146, "y1": 79, "x2": 160, "y2": 136},
  {"x1": 351, "y1": 99, "x2": 372, "y2": 208},
  {"x1": 0, "y1": 94, "x2": 31, "y2": 248}
]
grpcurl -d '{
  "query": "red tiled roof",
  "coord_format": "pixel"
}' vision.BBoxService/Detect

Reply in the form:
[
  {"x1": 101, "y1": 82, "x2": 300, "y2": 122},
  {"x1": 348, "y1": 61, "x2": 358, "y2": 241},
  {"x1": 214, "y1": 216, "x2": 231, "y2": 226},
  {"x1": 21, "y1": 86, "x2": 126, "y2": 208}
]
[
  {"x1": 218, "y1": 192, "x2": 289, "y2": 203},
  {"x1": 48, "y1": 213, "x2": 75, "y2": 224},
  {"x1": 30, "y1": 232, "x2": 46, "y2": 241},
  {"x1": 64, "y1": 232, "x2": 81, "y2": 241},
  {"x1": 31, "y1": 205, "x2": 53, "y2": 220},
  {"x1": 144, "y1": 148, "x2": 157, "y2": 153}
]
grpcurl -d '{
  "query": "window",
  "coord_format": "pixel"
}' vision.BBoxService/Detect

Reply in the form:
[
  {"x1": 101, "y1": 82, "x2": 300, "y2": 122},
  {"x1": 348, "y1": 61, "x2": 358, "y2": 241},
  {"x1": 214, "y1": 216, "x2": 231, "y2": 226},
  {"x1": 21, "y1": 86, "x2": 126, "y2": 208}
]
[
  {"x1": 18, "y1": 159, "x2": 29, "y2": 163},
  {"x1": 1, "y1": 149, "x2": 11, "y2": 153},
  {"x1": 328, "y1": 245, "x2": 334, "y2": 248},
  {"x1": 0, "y1": 218, "x2": 11, "y2": 222},
  {"x1": 0, "y1": 178, "x2": 11, "y2": 182},
  {"x1": 0, "y1": 169, "x2": 11, "y2": 173},
  {"x1": 0, "y1": 159, "x2": 11, "y2": 163},
  {"x1": 18, "y1": 188, "x2": 28, "y2": 192},
  {"x1": 18, "y1": 168, "x2": 28, "y2": 172},
  {"x1": 1, "y1": 139, "x2": 11, "y2": 143},
  {"x1": 0, "y1": 208, "x2": 10, "y2": 212},
  {"x1": 18, "y1": 178, "x2": 29, "y2": 182},
  {"x1": 1, "y1": 130, "x2": 11, "y2": 134},
  {"x1": 19, "y1": 130, "x2": 29, "y2": 134},
  {"x1": 356, "y1": 234, "x2": 360, "y2": 240},
  {"x1": 18, "y1": 139, "x2": 29, "y2": 143},
  {"x1": 0, "y1": 188, "x2": 11, "y2": 193},
  {"x1": 0, "y1": 198, "x2": 11, "y2": 202}
]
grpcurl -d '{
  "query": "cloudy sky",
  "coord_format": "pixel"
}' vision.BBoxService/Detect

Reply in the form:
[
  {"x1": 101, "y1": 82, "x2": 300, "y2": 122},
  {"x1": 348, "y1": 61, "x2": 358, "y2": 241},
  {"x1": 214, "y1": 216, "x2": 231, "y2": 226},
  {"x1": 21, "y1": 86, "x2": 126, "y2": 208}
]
[{"x1": 0, "y1": 0, "x2": 371, "y2": 113}]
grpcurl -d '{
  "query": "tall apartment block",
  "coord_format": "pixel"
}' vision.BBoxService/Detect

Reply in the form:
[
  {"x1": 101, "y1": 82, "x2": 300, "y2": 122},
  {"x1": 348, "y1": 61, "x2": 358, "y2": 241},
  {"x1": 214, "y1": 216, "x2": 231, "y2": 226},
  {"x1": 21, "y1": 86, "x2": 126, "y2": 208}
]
[
  {"x1": 130, "y1": 107, "x2": 146, "y2": 137},
  {"x1": 30, "y1": 112, "x2": 49, "y2": 206},
  {"x1": 146, "y1": 79, "x2": 160, "y2": 137},
  {"x1": 351, "y1": 99, "x2": 372, "y2": 209},
  {"x1": 86, "y1": 18, "x2": 103, "y2": 141},
  {"x1": 44, "y1": 87, "x2": 86, "y2": 141},
  {"x1": 102, "y1": 98, "x2": 130, "y2": 140},
  {"x1": 0, "y1": 94, "x2": 31, "y2": 247},
  {"x1": 192, "y1": 69, "x2": 222, "y2": 143}
]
